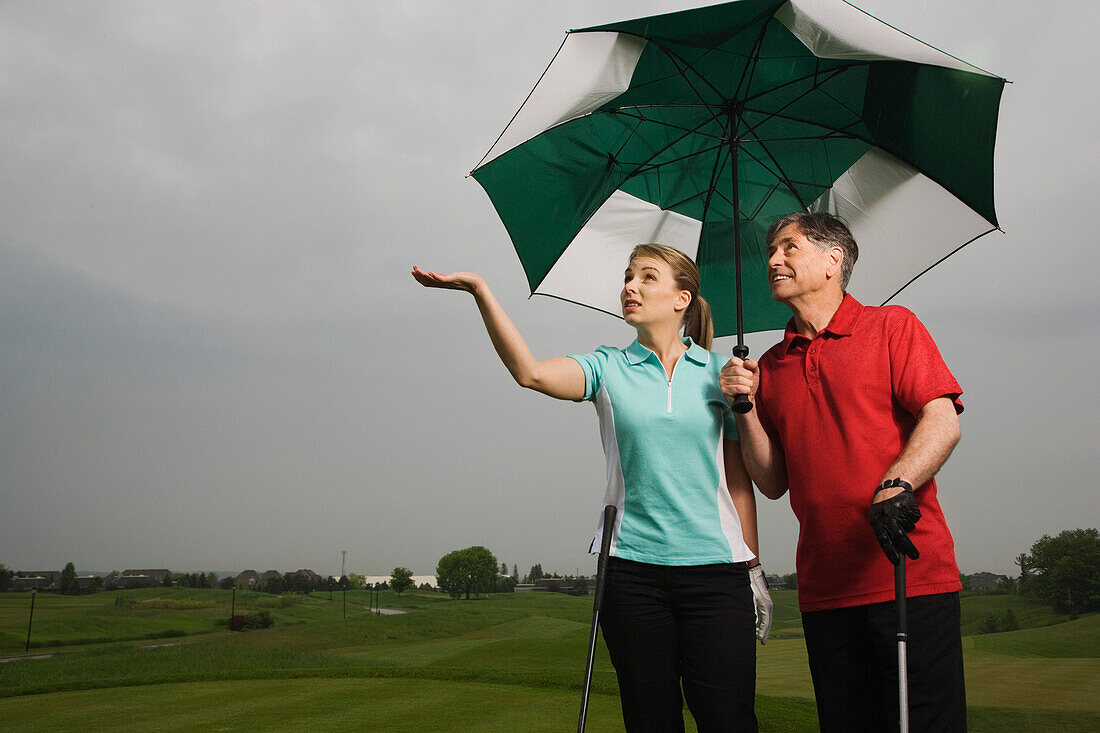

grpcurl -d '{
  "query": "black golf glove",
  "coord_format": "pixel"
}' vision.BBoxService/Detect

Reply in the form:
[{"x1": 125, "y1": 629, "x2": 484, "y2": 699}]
[{"x1": 868, "y1": 481, "x2": 921, "y2": 565}]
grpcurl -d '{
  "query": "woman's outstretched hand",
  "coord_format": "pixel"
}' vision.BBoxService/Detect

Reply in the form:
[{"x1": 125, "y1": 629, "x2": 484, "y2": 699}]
[{"x1": 411, "y1": 266, "x2": 484, "y2": 294}]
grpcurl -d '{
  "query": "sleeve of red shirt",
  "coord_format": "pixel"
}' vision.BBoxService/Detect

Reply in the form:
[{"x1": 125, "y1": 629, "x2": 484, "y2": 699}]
[{"x1": 886, "y1": 307, "x2": 964, "y2": 418}]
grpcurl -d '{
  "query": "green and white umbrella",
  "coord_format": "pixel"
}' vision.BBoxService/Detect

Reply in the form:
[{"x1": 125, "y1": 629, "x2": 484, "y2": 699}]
[{"x1": 470, "y1": 0, "x2": 1005, "y2": 341}]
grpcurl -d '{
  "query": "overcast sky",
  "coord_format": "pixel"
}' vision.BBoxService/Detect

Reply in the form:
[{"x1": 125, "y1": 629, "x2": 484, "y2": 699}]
[{"x1": 1, "y1": 0, "x2": 1097, "y2": 579}]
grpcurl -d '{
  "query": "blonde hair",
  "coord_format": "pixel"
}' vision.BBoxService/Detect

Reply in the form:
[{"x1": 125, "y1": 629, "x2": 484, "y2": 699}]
[{"x1": 629, "y1": 244, "x2": 714, "y2": 350}]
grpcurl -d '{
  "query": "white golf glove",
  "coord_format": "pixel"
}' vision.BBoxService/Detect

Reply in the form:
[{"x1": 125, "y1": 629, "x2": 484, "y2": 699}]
[{"x1": 748, "y1": 564, "x2": 773, "y2": 644}]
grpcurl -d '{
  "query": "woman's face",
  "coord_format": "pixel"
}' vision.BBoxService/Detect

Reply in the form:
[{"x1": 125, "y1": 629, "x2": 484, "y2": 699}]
[{"x1": 621, "y1": 256, "x2": 691, "y2": 329}]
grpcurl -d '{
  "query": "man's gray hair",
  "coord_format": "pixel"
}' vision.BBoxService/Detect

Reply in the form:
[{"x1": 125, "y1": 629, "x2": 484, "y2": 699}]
[{"x1": 765, "y1": 212, "x2": 859, "y2": 291}]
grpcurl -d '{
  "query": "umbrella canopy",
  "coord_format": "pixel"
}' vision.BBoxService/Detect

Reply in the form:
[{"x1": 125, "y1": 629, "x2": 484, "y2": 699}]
[{"x1": 470, "y1": 0, "x2": 1005, "y2": 338}]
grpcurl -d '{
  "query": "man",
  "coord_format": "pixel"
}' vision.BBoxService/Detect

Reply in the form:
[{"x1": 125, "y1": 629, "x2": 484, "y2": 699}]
[{"x1": 721, "y1": 212, "x2": 966, "y2": 732}]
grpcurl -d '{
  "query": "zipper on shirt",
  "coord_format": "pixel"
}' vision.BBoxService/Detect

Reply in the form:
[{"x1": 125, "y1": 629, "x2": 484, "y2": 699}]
[{"x1": 667, "y1": 377, "x2": 673, "y2": 413}]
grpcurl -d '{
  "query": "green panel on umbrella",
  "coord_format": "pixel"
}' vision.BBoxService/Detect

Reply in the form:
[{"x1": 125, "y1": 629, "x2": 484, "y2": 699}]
[
  {"x1": 578, "y1": 0, "x2": 788, "y2": 50},
  {"x1": 864, "y1": 62, "x2": 1003, "y2": 226}
]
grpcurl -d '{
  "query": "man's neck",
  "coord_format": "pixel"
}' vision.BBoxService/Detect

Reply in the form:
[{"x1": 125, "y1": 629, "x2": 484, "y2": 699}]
[{"x1": 786, "y1": 290, "x2": 845, "y2": 339}]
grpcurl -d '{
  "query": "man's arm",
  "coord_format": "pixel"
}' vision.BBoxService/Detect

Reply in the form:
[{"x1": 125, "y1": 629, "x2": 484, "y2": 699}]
[
  {"x1": 873, "y1": 396, "x2": 961, "y2": 502},
  {"x1": 869, "y1": 396, "x2": 961, "y2": 563},
  {"x1": 720, "y1": 357, "x2": 788, "y2": 499}
]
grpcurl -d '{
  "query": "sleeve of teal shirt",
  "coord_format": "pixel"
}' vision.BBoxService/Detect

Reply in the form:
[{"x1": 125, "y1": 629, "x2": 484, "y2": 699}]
[
  {"x1": 723, "y1": 408, "x2": 739, "y2": 441},
  {"x1": 567, "y1": 346, "x2": 612, "y2": 402}
]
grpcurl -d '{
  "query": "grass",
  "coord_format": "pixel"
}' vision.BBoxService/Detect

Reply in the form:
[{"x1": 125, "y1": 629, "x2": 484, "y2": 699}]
[{"x1": 0, "y1": 588, "x2": 1096, "y2": 731}]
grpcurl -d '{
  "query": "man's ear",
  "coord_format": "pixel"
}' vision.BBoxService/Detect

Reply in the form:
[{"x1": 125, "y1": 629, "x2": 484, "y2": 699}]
[{"x1": 827, "y1": 247, "x2": 843, "y2": 279}]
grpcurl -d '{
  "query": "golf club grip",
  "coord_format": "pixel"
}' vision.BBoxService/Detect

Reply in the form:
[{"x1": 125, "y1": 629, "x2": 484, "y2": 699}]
[{"x1": 593, "y1": 505, "x2": 617, "y2": 612}]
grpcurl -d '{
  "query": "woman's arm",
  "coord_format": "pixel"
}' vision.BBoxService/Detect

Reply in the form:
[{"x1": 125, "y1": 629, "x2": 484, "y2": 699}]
[
  {"x1": 412, "y1": 267, "x2": 586, "y2": 400},
  {"x1": 724, "y1": 439, "x2": 760, "y2": 563},
  {"x1": 726, "y1": 439, "x2": 773, "y2": 644}
]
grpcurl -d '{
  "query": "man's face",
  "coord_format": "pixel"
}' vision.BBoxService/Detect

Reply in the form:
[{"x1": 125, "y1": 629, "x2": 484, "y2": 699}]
[{"x1": 765, "y1": 223, "x2": 841, "y2": 304}]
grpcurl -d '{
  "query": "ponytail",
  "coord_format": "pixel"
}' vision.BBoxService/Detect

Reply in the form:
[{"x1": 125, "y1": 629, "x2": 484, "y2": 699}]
[{"x1": 683, "y1": 293, "x2": 714, "y2": 350}]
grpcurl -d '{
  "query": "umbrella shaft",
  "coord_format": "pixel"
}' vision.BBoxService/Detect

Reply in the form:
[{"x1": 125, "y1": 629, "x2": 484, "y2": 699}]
[{"x1": 727, "y1": 127, "x2": 744, "y2": 347}]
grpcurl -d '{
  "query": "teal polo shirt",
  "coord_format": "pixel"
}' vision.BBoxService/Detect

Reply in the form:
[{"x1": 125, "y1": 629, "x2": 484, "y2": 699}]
[{"x1": 569, "y1": 338, "x2": 754, "y2": 566}]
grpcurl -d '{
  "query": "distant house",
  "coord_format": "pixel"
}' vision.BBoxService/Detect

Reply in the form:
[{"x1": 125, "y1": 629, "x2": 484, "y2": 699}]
[
  {"x1": 515, "y1": 578, "x2": 588, "y2": 594},
  {"x1": 287, "y1": 569, "x2": 323, "y2": 585},
  {"x1": 235, "y1": 570, "x2": 261, "y2": 589},
  {"x1": 110, "y1": 574, "x2": 159, "y2": 590},
  {"x1": 22, "y1": 571, "x2": 61, "y2": 585},
  {"x1": 764, "y1": 574, "x2": 788, "y2": 590},
  {"x1": 75, "y1": 575, "x2": 104, "y2": 591},
  {"x1": 123, "y1": 569, "x2": 172, "y2": 584},
  {"x1": 968, "y1": 572, "x2": 1008, "y2": 591},
  {"x1": 259, "y1": 570, "x2": 283, "y2": 583},
  {"x1": 13, "y1": 575, "x2": 50, "y2": 590}
]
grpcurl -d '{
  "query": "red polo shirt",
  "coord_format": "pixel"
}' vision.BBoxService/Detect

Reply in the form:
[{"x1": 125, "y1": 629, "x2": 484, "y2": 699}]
[{"x1": 756, "y1": 295, "x2": 963, "y2": 612}]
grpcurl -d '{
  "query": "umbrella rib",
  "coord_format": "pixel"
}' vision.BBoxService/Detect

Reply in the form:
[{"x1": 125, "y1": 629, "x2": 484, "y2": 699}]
[
  {"x1": 732, "y1": 13, "x2": 779, "y2": 108},
  {"x1": 741, "y1": 61, "x2": 865, "y2": 106},
  {"x1": 881, "y1": 228, "x2": 999, "y2": 304},
  {"x1": 625, "y1": 142, "x2": 727, "y2": 175},
  {"x1": 610, "y1": 107, "x2": 726, "y2": 142},
  {"x1": 471, "y1": 35, "x2": 569, "y2": 173},
  {"x1": 736, "y1": 65, "x2": 869, "y2": 144},
  {"x1": 735, "y1": 127, "x2": 813, "y2": 212}
]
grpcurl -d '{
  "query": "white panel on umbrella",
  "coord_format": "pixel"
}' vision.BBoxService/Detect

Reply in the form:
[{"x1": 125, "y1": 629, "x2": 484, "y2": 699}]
[
  {"x1": 537, "y1": 190, "x2": 703, "y2": 316},
  {"x1": 814, "y1": 149, "x2": 996, "y2": 305},
  {"x1": 479, "y1": 32, "x2": 648, "y2": 167},
  {"x1": 778, "y1": 0, "x2": 995, "y2": 76}
]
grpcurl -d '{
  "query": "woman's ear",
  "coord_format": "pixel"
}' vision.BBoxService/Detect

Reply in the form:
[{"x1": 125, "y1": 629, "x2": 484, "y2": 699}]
[{"x1": 675, "y1": 290, "x2": 692, "y2": 313}]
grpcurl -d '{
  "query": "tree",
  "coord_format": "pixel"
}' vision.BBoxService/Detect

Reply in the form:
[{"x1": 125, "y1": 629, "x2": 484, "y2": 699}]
[
  {"x1": 527, "y1": 564, "x2": 544, "y2": 583},
  {"x1": 1023, "y1": 528, "x2": 1100, "y2": 616},
  {"x1": 959, "y1": 572, "x2": 971, "y2": 592},
  {"x1": 436, "y1": 546, "x2": 498, "y2": 600},
  {"x1": 59, "y1": 562, "x2": 80, "y2": 595},
  {"x1": 511, "y1": 564, "x2": 519, "y2": 583},
  {"x1": 1001, "y1": 609, "x2": 1019, "y2": 631},
  {"x1": 391, "y1": 567, "x2": 414, "y2": 594},
  {"x1": 1015, "y1": 553, "x2": 1031, "y2": 587},
  {"x1": 0, "y1": 564, "x2": 12, "y2": 593}
]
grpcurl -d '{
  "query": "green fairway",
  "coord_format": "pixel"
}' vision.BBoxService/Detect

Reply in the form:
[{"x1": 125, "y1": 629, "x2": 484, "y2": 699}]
[{"x1": 0, "y1": 588, "x2": 1096, "y2": 731}]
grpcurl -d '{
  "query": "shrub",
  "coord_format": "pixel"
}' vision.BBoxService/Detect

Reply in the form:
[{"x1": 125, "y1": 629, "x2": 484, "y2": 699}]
[{"x1": 228, "y1": 611, "x2": 274, "y2": 632}]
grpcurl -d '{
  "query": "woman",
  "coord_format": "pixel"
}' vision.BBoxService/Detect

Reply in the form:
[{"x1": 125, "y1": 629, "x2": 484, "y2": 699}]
[{"x1": 412, "y1": 244, "x2": 770, "y2": 732}]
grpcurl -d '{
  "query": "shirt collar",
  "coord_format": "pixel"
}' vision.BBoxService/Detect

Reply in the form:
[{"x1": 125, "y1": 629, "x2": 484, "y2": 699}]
[
  {"x1": 626, "y1": 337, "x2": 710, "y2": 366},
  {"x1": 780, "y1": 293, "x2": 863, "y2": 352}
]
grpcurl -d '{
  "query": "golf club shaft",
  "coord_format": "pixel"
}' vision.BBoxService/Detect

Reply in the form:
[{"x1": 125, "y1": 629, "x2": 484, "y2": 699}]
[
  {"x1": 896, "y1": 556, "x2": 909, "y2": 733},
  {"x1": 578, "y1": 504, "x2": 617, "y2": 733}
]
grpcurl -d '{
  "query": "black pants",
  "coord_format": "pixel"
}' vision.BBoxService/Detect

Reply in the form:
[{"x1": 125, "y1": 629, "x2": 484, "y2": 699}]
[
  {"x1": 599, "y1": 557, "x2": 758, "y2": 732},
  {"x1": 802, "y1": 592, "x2": 966, "y2": 732}
]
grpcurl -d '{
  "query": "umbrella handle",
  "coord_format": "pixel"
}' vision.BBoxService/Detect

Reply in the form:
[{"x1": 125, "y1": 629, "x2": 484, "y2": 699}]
[{"x1": 731, "y1": 345, "x2": 753, "y2": 414}]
